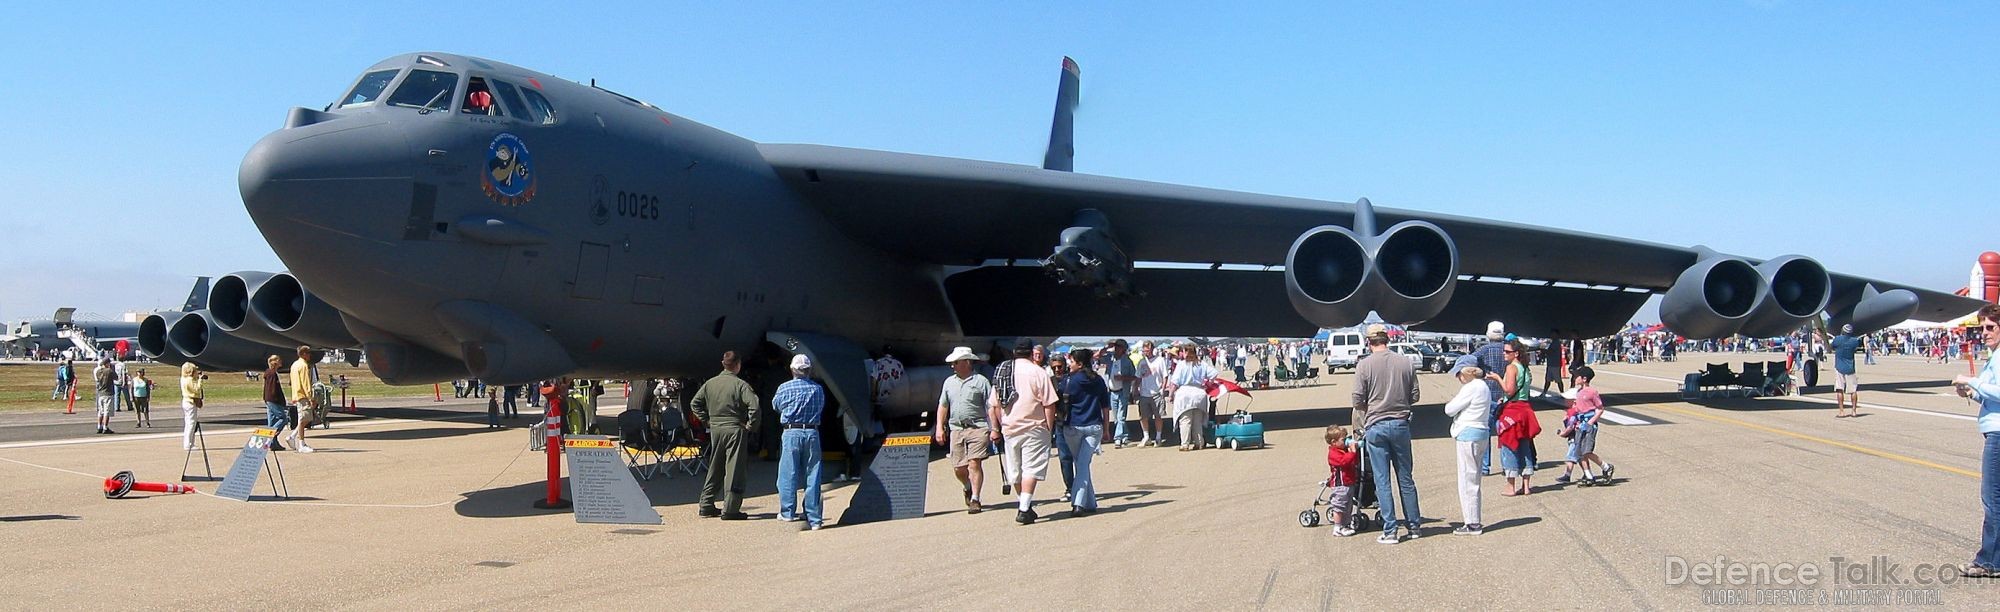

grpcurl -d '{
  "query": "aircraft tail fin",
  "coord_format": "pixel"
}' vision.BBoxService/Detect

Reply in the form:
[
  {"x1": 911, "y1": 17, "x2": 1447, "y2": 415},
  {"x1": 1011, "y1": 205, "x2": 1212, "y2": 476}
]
[
  {"x1": 1042, "y1": 56, "x2": 1081, "y2": 172},
  {"x1": 181, "y1": 276, "x2": 210, "y2": 311}
]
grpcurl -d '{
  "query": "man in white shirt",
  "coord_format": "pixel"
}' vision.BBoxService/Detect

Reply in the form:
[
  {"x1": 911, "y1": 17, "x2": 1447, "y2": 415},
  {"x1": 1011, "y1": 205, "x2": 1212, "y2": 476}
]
[{"x1": 1135, "y1": 341, "x2": 1171, "y2": 447}]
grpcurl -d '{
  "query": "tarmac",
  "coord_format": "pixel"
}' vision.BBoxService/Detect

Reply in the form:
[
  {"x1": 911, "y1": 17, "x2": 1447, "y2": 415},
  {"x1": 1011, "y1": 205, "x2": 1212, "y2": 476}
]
[{"x1": 1, "y1": 352, "x2": 1993, "y2": 610}]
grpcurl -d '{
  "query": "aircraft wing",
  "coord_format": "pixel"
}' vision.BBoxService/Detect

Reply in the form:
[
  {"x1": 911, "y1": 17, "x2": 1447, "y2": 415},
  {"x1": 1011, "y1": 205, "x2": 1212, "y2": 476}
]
[{"x1": 759, "y1": 144, "x2": 1983, "y2": 336}]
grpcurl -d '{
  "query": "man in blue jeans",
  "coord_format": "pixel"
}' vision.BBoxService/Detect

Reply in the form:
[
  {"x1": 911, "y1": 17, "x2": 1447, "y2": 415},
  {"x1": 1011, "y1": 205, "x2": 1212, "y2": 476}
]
[
  {"x1": 1352, "y1": 325, "x2": 1422, "y2": 543},
  {"x1": 1952, "y1": 305, "x2": 2000, "y2": 576},
  {"x1": 773, "y1": 354, "x2": 826, "y2": 530},
  {"x1": 1102, "y1": 340, "x2": 1138, "y2": 448}
]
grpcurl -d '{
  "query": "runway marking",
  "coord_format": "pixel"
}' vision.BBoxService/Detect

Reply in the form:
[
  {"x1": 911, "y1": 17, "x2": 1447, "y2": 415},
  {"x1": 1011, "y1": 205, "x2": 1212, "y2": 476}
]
[
  {"x1": 1639, "y1": 403, "x2": 1978, "y2": 479},
  {"x1": 1527, "y1": 389, "x2": 1653, "y2": 425},
  {"x1": 1597, "y1": 370, "x2": 1977, "y2": 422},
  {"x1": 0, "y1": 414, "x2": 488, "y2": 450}
]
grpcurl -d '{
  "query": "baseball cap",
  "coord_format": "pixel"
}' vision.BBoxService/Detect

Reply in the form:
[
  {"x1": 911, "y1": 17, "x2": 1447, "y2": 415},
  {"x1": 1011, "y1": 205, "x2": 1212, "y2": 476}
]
[
  {"x1": 789, "y1": 354, "x2": 812, "y2": 370},
  {"x1": 1841, "y1": 324, "x2": 1854, "y2": 334},
  {"x1": 1365, "y1": 324, "x2": 1389, "y2": 343},
  {"x1": 1487, "y1": 321, "x2": 1506, "y2": 336},
  {"x1": 1013, "y1": 337, "x2": 1035, "y2": 352}
]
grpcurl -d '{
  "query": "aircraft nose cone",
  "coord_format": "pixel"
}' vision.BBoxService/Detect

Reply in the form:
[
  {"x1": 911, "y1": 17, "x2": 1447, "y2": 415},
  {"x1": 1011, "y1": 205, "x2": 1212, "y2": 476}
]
[{"x1": 239, "y1": 116, "x2": 413, "y2": 244}]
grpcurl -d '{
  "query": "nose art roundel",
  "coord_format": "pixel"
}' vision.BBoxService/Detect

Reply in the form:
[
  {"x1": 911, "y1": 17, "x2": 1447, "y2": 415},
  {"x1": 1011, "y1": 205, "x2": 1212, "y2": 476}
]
[{"x1": 482, "y1": 133, "x2": 537, "y2": 206}]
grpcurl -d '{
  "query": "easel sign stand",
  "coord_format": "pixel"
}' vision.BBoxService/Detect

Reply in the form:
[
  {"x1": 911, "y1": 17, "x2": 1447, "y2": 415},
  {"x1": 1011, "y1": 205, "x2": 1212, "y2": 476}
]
[
  {"x1": 180, "y1": 421, "x2": 215, "y2": 482},
  {"x1": 214, "y1": 427, "x2": 291, "y2": 501}
]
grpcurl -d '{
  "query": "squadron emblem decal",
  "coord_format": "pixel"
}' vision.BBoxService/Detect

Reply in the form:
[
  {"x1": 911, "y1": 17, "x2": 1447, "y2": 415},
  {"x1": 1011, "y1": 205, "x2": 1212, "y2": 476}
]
[{"x1": 482, "y1": 133, "x2": 536, "y2": 206}]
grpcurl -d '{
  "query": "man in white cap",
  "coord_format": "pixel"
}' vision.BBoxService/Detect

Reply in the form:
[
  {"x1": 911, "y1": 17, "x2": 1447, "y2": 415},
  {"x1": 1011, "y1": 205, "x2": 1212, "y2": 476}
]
[
  {"x1": 773, "y1": 353, "x2": 827, "y2": 529},
  {"x1": 1471, "y1": 321, "x2": 1510, "y2": 474},
  {"x1": 934, "y1": 346, "x2": 999, "y2": 513},
  {"x1": 1827, "y1": 323, "x2": 1864, "y2": 418}
]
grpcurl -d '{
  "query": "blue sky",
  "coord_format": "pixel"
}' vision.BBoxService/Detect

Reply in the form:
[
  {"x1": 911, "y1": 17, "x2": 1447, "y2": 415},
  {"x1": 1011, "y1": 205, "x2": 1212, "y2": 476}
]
[{"x1": 2, "y1": 2, "x2": 1994, "y2": 323}]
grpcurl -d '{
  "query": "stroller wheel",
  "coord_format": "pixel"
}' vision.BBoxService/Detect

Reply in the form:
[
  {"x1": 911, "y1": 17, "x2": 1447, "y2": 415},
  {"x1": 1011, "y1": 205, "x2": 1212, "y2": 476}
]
[
  {"x1": 1299, "y1": 510, "x2": 1320, "y2": 528},
  {"x1": 1230, "y1": 439, "x2": 1240, "y2": 451}
]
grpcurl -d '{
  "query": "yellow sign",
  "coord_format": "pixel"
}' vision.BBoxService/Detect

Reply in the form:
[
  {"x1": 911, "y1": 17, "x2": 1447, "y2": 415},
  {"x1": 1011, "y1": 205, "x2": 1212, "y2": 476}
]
[
  {"x1": 881, "y1": 434, "x2": 929, "y2": 447},
  {"x1": 253, "y1": 428, "x2": 277, "y2": 437},
  {"x1": 565, "y1": 438, "x2": 616, "y2": 448}
]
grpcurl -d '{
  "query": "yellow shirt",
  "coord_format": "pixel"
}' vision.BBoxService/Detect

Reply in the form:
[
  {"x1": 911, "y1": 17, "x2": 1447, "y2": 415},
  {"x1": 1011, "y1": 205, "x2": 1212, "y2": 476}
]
[
  {"x1": 290, "y1": 358, "x2": 313, "y2": 403},
  {"x1": 180, "y1": 375, "x2": 203, "y2": 400}
]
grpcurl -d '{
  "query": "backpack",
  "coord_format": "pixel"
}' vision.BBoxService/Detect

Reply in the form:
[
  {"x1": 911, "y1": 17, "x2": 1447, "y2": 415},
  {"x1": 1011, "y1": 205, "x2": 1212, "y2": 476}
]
[{"x1": 994, "y1": 360, "x2": 1018, "y2": 409}]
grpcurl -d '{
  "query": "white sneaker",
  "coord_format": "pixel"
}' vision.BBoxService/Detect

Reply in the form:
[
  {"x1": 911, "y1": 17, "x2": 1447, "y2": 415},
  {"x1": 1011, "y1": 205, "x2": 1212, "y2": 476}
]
[
  {"x1": 295, "y1": 443, "x2": 316, "y2": 453},
  {"x1": 1376, "y1": 532, "x2": 1400, "y2": 545},
  {"x1": 1333, "y1": 526, "x2": 1356, "y2": 537}
]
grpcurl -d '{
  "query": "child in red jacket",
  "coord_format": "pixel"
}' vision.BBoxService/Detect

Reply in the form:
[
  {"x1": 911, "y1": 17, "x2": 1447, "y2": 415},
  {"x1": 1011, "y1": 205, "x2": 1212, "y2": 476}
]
[{"x1": 1325, "y1": 424, "x2": 1362, "y2": 536}]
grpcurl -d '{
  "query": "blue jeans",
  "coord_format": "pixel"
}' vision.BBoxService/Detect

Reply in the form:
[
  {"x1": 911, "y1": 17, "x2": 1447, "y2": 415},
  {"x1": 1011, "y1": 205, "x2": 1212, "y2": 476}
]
[
  {"x1": 1501, "y1": 438, "x2": 1538, "y2": 478},
  {"x1": 265, "y1": 401, "x2": 287, "y2": 430},
  {"x1": 1062, "y1": 424, "x2": 1101, "y2": 510},
  {"x1": 1108, "y1": 389, "x2": 1131, "y2": 443},
  {"x1": 1979, "y1": 432, "x2": 1999, "y2": 569},
  {"x1": 1055, "y1": 427, "x2": 1074, "y2": 488},
  {"x1": 777, "y1": 429, "x2": 823, "y2": 525},
  {"x1": 1364, "y1": 418, "x2": 1420, "y2": 535}
]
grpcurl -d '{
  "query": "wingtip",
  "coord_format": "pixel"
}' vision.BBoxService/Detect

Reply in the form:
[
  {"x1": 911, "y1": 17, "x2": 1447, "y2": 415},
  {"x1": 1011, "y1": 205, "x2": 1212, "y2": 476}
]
[{"x1": 1062, "y1": 56, "x2": 1080, "y2": 76}]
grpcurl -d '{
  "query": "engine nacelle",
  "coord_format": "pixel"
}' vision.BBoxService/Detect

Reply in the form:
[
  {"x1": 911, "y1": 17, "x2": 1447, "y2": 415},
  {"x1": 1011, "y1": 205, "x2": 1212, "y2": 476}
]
[
  {"x1": 138, "y1": 311, "x2": 189, "y2": 366},
  {"x1": 1831, "y1": 284, "x2": 1919, "y2": 337},
  {"x1": 166, "y1": 310, "x2": 299, "y2": 372},
  {"x1": 209, "y1": 271, "x2": 299, "y2": 347},
  {"x1": 1660, "y1": 256, "x2": 1764, "y2": 339},
  {"x1": 1737, "y1": 256, "x2": 1832, "y2": 338},
  {"x1": 1283, "y1": 214, "x2": 1459, "y2": 328},
  {"x1": 251, "y1": 272, "x2": 359, "y2": 348}
]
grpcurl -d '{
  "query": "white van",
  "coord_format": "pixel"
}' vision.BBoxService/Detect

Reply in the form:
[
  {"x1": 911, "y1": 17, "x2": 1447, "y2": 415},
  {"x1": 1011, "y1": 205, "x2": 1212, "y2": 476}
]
[{"x1": 1324, "y1": 328, "x2": 1365, "y2": 371}]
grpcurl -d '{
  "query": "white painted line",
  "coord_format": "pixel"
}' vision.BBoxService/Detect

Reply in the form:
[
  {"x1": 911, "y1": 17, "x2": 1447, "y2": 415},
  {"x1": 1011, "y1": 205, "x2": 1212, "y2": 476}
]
[
  {"x1": 1526, "y1": 389, "x2": 1653, "y2": 425},
  {"x1": 0, "y1": 414, "x2": 486, "y2": 450},
  {"x1": 1596, "y1": 410, "x2": 1651, "y2": 426},
  {"x1": 1596, "y1": 370, "x2": 1977, "y2": 422}
]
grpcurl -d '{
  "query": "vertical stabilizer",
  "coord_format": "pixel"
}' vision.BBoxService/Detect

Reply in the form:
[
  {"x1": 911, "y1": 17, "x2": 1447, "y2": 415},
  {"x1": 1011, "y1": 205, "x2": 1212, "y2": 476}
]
[
  {"x1": 182, "y1": 276, "x2": 210, "y2": 311},
  {"x1": 1042, "y1": 56, "x2": 1081, "y2": 172}
]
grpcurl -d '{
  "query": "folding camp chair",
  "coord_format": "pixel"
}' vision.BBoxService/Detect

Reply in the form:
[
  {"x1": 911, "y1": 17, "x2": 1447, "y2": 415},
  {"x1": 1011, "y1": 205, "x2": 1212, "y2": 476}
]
[
  {"x1": 618, "y1": 409, "x2": 671, "y2": 480},
  {"x1": 654, "y1": 402, "x2": 707, "y2": 477}
]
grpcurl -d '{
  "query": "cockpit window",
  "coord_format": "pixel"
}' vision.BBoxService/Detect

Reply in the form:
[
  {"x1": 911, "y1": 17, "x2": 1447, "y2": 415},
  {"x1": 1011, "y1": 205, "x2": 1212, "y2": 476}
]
[
  {"x1": 491, "y1": 80, "x2": 531, "y2": 122},
  {"x1": 339, "y1": 69, "x2": 400, "y2": 108},
  {"x1": 518, "y1": 87, "x2": 558, "y2": 125},
  {"x1": 462, "y1": 77, "x2": 501, "y2": 116},
  {"x1": 385, "y1": 69, "x2": 459, "y2": 112}
]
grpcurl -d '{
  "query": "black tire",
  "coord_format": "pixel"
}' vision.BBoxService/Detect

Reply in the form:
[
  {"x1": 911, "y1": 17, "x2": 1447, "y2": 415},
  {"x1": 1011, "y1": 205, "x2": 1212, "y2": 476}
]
[{"x1": 1299, "y1": 510, "x2": 1320, "y2": 528}]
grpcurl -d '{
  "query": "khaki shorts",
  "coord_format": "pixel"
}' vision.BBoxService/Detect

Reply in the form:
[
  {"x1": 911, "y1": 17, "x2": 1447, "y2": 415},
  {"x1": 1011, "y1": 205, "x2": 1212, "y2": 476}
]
[
  {"x1": 1001, "y1": 426, "x2": 1052, "y2": 482},
  {"x1": 1136, "y1": 395, "x2": 1163, "y2": 418},
  {"x1": 948, "y1": 427, "x2": 992, "y2": 467},
  {"x1": 1834, "y1": 371, "x2": 1857, "y2": 393}
]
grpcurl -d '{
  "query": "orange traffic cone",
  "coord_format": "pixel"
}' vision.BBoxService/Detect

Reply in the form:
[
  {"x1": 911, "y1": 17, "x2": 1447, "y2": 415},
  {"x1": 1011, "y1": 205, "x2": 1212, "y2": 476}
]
[
  {"x1": 103, "y1": 471, "x2": 196, "y2": 498},
  {"x1": 65, "y1": 386, "x2": 76, "y2": 414}
]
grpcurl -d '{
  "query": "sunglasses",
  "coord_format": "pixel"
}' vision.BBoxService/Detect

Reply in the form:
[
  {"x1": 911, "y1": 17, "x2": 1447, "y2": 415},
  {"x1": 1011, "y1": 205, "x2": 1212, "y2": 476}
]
[
  {"x1": 1502, "y1": 350, "x2": 1517, "y2": 354},
  {"x1": 1985, "y1": 323, "x2": 1999, "y2": 331}
]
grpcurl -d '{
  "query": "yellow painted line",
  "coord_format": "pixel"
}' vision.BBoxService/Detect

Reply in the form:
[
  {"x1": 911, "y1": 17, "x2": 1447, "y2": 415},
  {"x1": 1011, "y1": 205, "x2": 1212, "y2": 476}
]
[{"x1": 1643, "y1": 403, "x2": 1979, "y2": 479}]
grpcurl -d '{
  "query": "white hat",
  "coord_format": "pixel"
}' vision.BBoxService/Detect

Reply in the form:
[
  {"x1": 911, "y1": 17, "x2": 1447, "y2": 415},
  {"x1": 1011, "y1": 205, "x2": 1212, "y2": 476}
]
[
  {"x1": 789, "y1": 354, "x2": 812, "y2": 370},
  {"x1": 1487, "y1": 321, "x2": 1506, "y2": 336},
  {"x1": 944, "y1": 346, "x2": 979, "y2": 363}
]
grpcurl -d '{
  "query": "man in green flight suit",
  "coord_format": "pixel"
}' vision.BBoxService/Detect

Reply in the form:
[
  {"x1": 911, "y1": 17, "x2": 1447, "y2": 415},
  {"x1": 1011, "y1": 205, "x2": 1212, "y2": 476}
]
[{"x1": 692, "y1": 350, "x2": 763, "y2": 520}]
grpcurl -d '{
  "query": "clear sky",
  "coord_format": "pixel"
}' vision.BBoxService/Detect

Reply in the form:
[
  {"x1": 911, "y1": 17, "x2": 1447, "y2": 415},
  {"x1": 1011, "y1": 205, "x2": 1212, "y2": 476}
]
[{"x1": 2, "y1": 2, "x2": 1994, "y2": 324}]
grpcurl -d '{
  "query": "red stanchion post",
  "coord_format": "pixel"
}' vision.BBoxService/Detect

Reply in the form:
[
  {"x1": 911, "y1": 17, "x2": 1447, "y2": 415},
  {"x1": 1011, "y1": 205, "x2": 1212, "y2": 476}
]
[
  {"x1": 434, "y1": 383, "x2": 443, "y2": 402},
  {"x1": 533, "y1": 396, "x2": 570, "y2": 509},
  {"x1": 65, "y1": 385, "x2": 76, "y2": 414}
]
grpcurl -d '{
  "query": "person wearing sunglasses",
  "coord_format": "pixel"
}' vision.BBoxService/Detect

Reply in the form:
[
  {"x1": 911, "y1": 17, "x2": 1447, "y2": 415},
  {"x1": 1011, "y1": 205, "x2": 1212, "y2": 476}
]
[{"x1": 1952, "y1": 305, "x2": 2000, "y2": 577}]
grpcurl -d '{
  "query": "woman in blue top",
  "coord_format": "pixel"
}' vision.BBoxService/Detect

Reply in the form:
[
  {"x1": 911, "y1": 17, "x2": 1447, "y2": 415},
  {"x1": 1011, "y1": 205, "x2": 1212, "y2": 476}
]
[
  {"x1": 1953, "y1": 304, "x2": 2000, "y2": 577},
  {"x1": 1059, "y1": 349, "x2": 1109, "y2": 515}
]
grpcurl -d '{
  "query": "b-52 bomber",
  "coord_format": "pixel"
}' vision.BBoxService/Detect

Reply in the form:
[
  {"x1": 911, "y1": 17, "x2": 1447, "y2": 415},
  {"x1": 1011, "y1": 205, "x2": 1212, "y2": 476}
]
[{"x1": 144, "y1": 52, "x2": 1983, "y2": 435}]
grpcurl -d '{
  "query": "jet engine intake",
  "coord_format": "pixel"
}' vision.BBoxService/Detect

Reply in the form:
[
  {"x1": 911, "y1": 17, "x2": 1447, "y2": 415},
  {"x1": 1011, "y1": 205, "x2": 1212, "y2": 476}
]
[
  {"x1": 251, "y1": 272, "x2": 359, "y2": 348},
  {"x1": 1659, "y1": 256, "x2": 1764, "y2": 339},
  {"x1": 138, "y1": 311, "x2": 189, "y2": 366},
  {"x1": 209, "y1": 271, "x2": 298, "y2": 347},
  {"x1": 1283, "y1": 217, "x2": 1458, "y2": 329},
  {"x1": 166, "y1": 310, "x2": 297, "y2": 372},
  {"x1": 1737, "y1": 256, "x2": 1832, "y2": 338}
]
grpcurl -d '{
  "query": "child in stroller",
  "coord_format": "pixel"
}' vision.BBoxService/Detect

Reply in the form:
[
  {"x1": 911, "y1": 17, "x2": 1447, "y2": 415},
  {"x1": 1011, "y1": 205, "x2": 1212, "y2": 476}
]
[{"x1": 1300, "y1": 424, "x2": 1369, "y2": 535}]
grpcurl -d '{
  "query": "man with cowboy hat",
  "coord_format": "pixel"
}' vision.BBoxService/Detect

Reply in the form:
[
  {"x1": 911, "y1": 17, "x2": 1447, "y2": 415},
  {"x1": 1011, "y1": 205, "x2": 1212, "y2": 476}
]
[{"x1": 934, "y1": 346, "x2": 1000, "y2": 513}]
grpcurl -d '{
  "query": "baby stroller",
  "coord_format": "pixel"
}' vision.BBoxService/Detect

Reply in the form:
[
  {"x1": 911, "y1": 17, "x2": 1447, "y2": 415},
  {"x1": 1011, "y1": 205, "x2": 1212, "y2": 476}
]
[{"x1": 1299, "y1": 440, "x2": 1375, "y2": 531}]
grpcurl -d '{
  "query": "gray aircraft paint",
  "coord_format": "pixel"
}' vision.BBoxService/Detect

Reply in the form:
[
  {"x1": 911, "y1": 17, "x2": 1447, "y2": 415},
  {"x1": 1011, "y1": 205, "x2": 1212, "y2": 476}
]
[{"x1": 234, "y1": 52, "x2": 1984, "y2": 407}]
